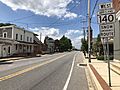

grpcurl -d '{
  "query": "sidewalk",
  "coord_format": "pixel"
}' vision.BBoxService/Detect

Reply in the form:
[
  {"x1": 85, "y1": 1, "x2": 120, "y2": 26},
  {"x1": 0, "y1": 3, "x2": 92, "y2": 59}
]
[
  {"x1": 0, "y1": 57, "x2": 25, "y2": 62},
  {"x1": 0, "y1": 56, "x2": 38, "y2": 62},
  {"x1": 84, "y1": 54, "x2": 120, "y2": 90}
]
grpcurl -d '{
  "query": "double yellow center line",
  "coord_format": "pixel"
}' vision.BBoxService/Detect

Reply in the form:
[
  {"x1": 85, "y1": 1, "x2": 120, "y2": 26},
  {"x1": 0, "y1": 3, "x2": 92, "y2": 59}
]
[{"x1": 0, "y1": 54, "x2": 69, "y2": 81}]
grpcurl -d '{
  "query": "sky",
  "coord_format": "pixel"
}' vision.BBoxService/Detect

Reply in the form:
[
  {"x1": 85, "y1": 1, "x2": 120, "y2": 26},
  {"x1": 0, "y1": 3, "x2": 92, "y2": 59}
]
[{"x1": 0, "y1": 0, "x2": 111, "y2": 49}]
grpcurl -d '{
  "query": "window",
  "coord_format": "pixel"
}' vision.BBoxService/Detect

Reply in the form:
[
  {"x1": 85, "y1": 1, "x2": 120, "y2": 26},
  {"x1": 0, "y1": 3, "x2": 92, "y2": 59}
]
[
  {"x1": 16, "y1": 34, "x2": 18, "y2": 40},
  {"x1": 3, "y1": 32, "x2": 7, "y2": 38},
  {"x1": 27, "y1": 36, "x2": 29, "y2": 42},
  {"x1": 8, "y1": 46, "x2": 10, "y2": 54},
  {"x1": 30, "y1": 37, "x2": 32, "y2": 42},
  {"x1": 30, "y1": 46, "x2": 32, "y2": 51},
  {"x1": 16, "y1": 44, "x2": 17, "y2": 50},
  {"x1": 20, "y1": 35, "x2": 22, "y2": 40},
  {"x1": 19, "y1": 45, "x2": 22, "y2": 49},
  {"x1": 27, "y1": 45, "x2": 29, "y2": 50}
]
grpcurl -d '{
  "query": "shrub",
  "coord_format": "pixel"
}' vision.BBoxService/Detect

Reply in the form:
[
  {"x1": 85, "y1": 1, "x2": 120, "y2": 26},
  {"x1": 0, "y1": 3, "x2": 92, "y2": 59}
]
[
  {"x1": 96, "y1": 55, "x2": 113, "y2": 60},
  {"x1": 96, "y1": 56, "x2": 104, "y2": 60}
]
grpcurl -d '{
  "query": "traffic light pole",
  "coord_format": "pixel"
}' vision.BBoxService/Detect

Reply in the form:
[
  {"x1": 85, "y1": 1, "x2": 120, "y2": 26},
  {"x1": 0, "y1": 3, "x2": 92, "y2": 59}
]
[{"x1": 88, "y1": 0, "x2": 91, "y2": 63}]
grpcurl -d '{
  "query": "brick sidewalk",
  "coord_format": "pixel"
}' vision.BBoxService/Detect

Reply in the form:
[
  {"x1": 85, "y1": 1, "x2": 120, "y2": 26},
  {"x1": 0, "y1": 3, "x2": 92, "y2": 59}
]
[
  {"x1": 82, "y1": 53, "x2": 120, "y2": 90},
  {"x1": 87, "y1": 59, "x2": 120, "y2": 90}
]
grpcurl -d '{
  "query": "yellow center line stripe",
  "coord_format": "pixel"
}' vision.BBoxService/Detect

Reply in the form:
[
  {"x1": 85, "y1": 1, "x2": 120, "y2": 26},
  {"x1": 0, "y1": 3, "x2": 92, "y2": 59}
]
[{"x1": 0, "y1": 54, "x2": 69, "y2": 81}]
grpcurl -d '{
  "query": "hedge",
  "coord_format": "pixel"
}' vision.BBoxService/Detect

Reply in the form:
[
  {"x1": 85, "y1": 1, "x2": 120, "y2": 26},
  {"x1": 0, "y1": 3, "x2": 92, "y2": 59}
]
[{"x1": 96, "y1": 55, "x2": 113, "y2": 60}]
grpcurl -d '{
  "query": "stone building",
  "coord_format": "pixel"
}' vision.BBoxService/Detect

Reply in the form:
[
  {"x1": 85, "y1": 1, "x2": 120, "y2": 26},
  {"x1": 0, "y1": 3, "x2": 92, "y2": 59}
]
[{"x1": 112, "y1": 0, "x2": 120, "y2": 60}]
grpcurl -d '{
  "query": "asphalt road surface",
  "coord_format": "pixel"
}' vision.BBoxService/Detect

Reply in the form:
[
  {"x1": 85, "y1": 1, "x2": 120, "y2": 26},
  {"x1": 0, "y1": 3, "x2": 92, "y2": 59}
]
[{"x1": 0, "y1": 51, "x2": 89, "y2": 90}]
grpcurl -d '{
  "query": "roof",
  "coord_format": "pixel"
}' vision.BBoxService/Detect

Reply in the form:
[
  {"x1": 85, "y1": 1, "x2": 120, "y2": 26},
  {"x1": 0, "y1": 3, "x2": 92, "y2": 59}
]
[{"x1": 0, "y1": 25, "x2": 36, "y2": 35}]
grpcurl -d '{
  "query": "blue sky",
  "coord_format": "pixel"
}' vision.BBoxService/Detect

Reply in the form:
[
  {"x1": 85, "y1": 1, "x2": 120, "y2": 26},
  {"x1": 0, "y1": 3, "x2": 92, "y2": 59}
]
[{"x1": 0, "y1": 0, "x2": 111, "y2": 49}]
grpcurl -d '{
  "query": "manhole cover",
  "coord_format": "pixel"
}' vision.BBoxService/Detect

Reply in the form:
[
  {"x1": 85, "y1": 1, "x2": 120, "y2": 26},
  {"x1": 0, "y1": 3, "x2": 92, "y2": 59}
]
[{"x1": 77, "y1": 63, "x2": 87, "y2": 67}]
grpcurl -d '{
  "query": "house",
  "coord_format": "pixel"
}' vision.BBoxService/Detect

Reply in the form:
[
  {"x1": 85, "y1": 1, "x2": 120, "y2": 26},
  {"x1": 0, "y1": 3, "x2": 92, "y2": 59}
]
[
  {"x1": 112, "y1": 0, "x2": 120, "y2": 60},
  {"x1": 44, "y1": 36, "x2": 55, "y2": 53},
  {"x1": 0, "y1": 25, "x2": 42, "y2": 57},
  {"x1": 33, "y1": 34, "x2": 42, "y2": 55}
]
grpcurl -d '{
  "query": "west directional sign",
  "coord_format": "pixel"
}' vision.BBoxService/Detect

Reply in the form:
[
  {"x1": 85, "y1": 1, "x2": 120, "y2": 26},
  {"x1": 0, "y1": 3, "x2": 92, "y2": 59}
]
[
  {"x1": 99, "y1": 2, "x2": 113, "y2": 10},
  {"x1": 97, "y1": 2, "x2": 116, "y2": 38}
]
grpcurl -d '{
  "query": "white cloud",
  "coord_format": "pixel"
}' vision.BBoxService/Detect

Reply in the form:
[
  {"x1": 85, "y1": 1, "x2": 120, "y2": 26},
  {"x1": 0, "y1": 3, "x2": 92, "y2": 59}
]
[
  {"x1": 64, "y1": 12, "x2": 77, "y2": 19},
  {"x1": 0, "y1": 0, "x2": 77, "y2": 19},
  {"x1": 29, "y1": 27, "x2": 83, "y2": 49},
  {"x1": 29, "y1": 27, "x2": 62, "y2": 43},
  {"x1": 65, "y1": 30, "x2": 83, "y2": 49},
  {"x1": 65, "y1": 30, "x2": 82, "y2": 37}
]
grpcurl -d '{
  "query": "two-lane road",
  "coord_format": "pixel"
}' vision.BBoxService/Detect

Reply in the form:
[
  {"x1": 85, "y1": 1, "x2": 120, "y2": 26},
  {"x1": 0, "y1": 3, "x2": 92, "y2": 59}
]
[{"x1": 0, "y1": 51, "x2": 89, "y2": 90}]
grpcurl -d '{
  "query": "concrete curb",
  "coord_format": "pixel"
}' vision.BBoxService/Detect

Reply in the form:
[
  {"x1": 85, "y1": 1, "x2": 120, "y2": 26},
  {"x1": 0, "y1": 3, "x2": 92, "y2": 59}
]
[
  {"x1": 0, "y1": 57, "x2": 28, "y2": 62},
  {"x1": 88, "y1": 64, "x2": 112, "y2": 90},
  {"x1": 87, "y1": 63, "x2": 103, "y2": 90}
]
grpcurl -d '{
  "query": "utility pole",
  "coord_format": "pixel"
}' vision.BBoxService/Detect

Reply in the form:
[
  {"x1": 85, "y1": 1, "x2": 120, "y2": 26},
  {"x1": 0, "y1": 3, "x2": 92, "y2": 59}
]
[
  {"x1": 40, "y1": 32, "x2": 42, "y2": 42},
  {"x1": 88, "y1": 0, "x2": 91, "y2": 63}
]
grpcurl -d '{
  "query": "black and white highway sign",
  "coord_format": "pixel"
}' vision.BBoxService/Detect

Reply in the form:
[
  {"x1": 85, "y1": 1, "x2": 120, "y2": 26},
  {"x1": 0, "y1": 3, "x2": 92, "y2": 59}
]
[
  {"x1": 100, "y1": 24, "x2": 114, "y2": 37},
  {"x1": 97, "y1": 9, "x2": 115, "y2": 15},
  {"x1": 100, "y1": 24, "x2": 114, "y2": 31},
  {"x1": 97, "y1": 2, "x2": 116, "y2": 38},
  {"x1": 100, "y1": 31, "x2": 114, "y2": 38},
  {"x1": 99, "y1": 2, "x2": 113, "y2": 10},
  {"x1": 97, "y1": 14, "x2": 116, "y2": 24}
]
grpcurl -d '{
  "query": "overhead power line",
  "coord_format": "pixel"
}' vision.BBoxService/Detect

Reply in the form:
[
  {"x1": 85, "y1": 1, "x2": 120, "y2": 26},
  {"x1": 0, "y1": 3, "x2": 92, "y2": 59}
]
[
  {"x1": 8, "y1": 14, "x2": 35, "y2": 23},
  {"x1": 47, "y1": 0, "x2": 82, "y2": 27},
  {"x1": 7, "y1": 0, "x2": 81, "y2": 24},
  {"x1": 91, "y1": 0, "x2": 99, "y2": 20}
]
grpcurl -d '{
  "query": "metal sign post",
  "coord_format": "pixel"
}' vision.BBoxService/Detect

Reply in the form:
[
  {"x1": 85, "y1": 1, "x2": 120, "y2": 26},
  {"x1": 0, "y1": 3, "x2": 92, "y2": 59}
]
[
  {"x1": 97, "y1": 2, "x2": 116, "y2": 87},
  {"x1": 103, "y1": 38, "x2": 106, "y2": 61},
  {"x1": 106, "y1": 38, "x2": 111, "y2": 86}
]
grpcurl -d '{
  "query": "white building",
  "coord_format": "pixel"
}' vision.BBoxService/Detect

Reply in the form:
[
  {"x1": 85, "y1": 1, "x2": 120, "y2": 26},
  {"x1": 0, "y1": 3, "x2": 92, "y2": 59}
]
[{"x1": 0, "y1": 25, "x2": 34, "y2": 57}]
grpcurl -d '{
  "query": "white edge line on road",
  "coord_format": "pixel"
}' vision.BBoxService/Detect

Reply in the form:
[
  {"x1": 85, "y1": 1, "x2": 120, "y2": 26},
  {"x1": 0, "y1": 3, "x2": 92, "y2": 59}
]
[{"x1": 63, "y1": 53, "x2": 77, "y2": 90}]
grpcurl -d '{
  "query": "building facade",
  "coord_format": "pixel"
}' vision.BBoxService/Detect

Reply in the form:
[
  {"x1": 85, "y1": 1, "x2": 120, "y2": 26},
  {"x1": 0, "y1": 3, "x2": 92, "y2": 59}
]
[
  {"x1": 0, "y1": 25, "x2": 39, "y2": 57},
  {"x1": 113, "y1": 0, "x2": 120, "y2": 60},
  {"x1": 44, "y1": 36, "x2": 55, "y2": 53}
]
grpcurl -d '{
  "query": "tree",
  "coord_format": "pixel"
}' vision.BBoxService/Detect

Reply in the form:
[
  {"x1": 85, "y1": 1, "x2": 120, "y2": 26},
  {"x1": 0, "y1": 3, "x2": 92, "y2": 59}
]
[
  {"x1": 81, "y1": 38, "x2": 88, "y2": 56},
  {"x1": 54, "y1": 39, "x2": 60, "y2": 52},
  {"x1": 68, "y1": 39, "x2": 72, "y2": 50},
  {"x1": 0, "y1": 23, "x2": 14, "y2": 27},
  {"x1": 92, "y1": 34, "x2": 103, "y2": 56},
  {"x1": 96, "y1": 34, "x2": 103, "y2": 56},
  {"x1": 59, "y1": 35, "x2": 72, "y2": 51}
]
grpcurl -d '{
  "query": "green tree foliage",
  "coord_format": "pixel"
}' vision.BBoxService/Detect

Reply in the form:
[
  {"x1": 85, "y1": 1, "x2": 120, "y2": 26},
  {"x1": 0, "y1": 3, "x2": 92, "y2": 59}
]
[
  {"x1": 0, "y1": 23, "x2": 14, "y2": 27},
  {"x1": 92, "y1": 34, "x2": 103, "y2": 56},
  {"x1": 59, "y1": 35, "x2": 72, "y2": 51},
  {"x1": 96, "y1": 34, "x2": 103, "y2": 56},
  {"x1": 54, "y1": 39, "x2": 60, "y2": 52},
  {"x1": 81, "y1": 38, "x2": 88, "y2": 52}
]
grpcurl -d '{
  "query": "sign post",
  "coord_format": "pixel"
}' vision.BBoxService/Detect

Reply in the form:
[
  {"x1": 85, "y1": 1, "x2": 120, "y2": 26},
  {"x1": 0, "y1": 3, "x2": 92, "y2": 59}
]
[{"x1": 97, "y1": 2, "x2": 116, "y2": 87}]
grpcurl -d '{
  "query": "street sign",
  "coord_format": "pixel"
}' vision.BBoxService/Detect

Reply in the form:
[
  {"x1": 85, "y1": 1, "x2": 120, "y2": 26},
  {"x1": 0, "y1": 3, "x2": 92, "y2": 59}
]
[
  {"x1": 100, "y1": 24, "x2": 114, "y2": 37},
  {"x1": 97, "y1": 9, "x2": 115, "y2": 15},
  {"x1": 100, "y1": 24, "x2": 114, "y2": 31},
  {"x1": 100, "y1": 31, "x2": 114, "y2": 38},
  {"x1": 99, "y1": 2, "x2": 113, "y2": 10},
  {"x1": 97, "y1": 14, "x2": 116, "y2": 24}
]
